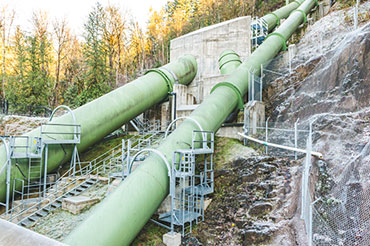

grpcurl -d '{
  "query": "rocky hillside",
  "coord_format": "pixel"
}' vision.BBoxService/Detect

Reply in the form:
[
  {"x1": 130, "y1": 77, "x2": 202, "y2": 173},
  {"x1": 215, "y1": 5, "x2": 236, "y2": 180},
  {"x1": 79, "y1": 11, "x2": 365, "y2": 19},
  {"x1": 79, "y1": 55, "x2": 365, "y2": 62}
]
[{"x1": 184, "y1": 2, "x2": 370, "y2": 245}]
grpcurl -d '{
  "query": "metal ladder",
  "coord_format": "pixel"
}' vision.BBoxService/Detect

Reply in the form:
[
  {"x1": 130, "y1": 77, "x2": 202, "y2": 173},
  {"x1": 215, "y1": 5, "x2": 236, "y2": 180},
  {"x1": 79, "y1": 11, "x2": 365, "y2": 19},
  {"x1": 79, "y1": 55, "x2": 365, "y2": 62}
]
[
  {"x1": 25, "y1": 157, "x2": 43, "y2": 203},
  {"x1": 156, "y1": 130, "x2": 215, "y2": 236}
]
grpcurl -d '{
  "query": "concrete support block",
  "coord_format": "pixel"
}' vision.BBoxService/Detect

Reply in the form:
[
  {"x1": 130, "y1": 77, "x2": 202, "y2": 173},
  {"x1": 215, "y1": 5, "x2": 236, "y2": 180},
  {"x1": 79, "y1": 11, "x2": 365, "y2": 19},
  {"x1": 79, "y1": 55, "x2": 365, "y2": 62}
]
[
  {"x1": 161, "y1": 102, "x2": 170, "y2": 131},
  {"x1": 62, "y1": 196, "x2": 99, "y2": 215},
  {"x1": 245, "y1": 101, "x2": 265, "y2": 135},
  {"x1": 216, "y1": 125, "x2": 244, "y2": 140},
  {"x1": 163, "y1": 232, "x2": 181, "y2": 246},
  {"x1": 318, "y1": 3, "x2": 324, "y2": 19}
]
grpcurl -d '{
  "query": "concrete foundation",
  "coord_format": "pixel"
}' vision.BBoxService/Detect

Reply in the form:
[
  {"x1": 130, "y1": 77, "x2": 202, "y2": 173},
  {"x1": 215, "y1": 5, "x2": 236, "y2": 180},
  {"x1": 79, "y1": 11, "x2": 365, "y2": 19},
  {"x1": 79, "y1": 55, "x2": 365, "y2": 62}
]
[
  {"x1": 163, "y1": 232, "x2": 182, "y2": 246},
  {"x1": 217, "y1": 125, "x2": 244, "y2": 140},
  {"x1": 0, "y1": 218, "x2": 65, "y2": 246},
  {"x1": 62, "y1": 196, "x2": 99, "y2": 215}
]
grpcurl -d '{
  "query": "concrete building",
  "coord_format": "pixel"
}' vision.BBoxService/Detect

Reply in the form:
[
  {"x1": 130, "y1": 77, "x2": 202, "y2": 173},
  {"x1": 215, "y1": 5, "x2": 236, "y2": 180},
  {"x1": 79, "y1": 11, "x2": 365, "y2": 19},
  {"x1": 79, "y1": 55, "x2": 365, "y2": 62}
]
[{"x1": 168, "y1": 16, "x2": 252, "y2": 118}]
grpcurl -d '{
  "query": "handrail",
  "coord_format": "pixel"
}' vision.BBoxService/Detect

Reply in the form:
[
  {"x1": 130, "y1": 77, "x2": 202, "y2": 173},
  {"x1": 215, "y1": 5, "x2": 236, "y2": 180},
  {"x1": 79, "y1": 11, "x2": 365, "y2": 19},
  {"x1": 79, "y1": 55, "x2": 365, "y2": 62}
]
[
  {"x1": 47, "y1": 105, "x2": 79, "y2": 141},
  {"x1": 237, "y1": 132, "x2": 323, "y2": 158},
  {"x1": 164, "y1": 117, "x2": 204, "y2": 139},
  {"x1": 5, "y1": 131, "x2": 165, "y2": 221},
  {"x1": 0, "y1": 137, "x2": 10, "y2": 176},
  {"x1": 128, "y1": 149, "x2": 171, "y2": 178}
]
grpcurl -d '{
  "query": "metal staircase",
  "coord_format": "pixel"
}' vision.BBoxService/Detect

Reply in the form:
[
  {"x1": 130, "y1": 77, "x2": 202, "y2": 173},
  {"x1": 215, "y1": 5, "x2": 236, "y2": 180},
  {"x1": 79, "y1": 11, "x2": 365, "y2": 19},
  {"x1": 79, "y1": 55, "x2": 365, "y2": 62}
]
[
  {"x1": 152, "y1": 130, "x2": 215, "y2": 235},
  {"x1": 18, "y1": 176, "x2": 99, "y2": 227}
]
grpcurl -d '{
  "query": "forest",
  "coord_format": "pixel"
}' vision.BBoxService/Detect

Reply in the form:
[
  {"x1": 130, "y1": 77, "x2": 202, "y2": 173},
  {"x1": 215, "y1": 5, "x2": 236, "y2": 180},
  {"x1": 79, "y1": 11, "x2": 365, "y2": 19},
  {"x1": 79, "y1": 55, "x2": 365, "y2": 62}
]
[{"x1": 0, "y1": 0, "x2": 286, "y2": 113}]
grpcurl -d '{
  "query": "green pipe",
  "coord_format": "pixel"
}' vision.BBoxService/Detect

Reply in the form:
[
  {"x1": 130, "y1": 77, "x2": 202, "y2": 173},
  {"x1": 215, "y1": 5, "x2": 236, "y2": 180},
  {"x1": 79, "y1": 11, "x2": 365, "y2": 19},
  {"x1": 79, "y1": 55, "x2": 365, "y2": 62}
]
[
  {"x1": 262, "y1": 0, "x2": 305, "y2": 31},
  {"x1": 65, "y1": 0, "x2": 315, "y2": 245},
  {"x1": 0, "y1": 55, "x2": 197, "y2": 203},
  {"x1": 218, "y1": 50, "x2": 242, "y2": 75}
]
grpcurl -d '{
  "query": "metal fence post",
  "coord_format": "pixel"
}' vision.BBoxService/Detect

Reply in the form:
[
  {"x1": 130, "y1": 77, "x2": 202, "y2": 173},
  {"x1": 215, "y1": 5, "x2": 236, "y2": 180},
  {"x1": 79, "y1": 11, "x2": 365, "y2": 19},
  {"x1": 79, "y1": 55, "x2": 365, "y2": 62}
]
[
  {"x1": 251, "y1": 73, "x2": 255, "y2": 101},
  {"x1": 309, "y1": 202, "x2": 313, "y2": 246},
  {"x1": 265, "y1": 117, "x2": 269, "y2": 154},
  {"x1": 294, "y1": 118, "x2": 299, "y2": 160},
  {"x1": 260, "y1": 64, "x2": 264, "y2": 102},
  {"x1": 354, "y1": 0, "x2": 359, "y2": 29}
]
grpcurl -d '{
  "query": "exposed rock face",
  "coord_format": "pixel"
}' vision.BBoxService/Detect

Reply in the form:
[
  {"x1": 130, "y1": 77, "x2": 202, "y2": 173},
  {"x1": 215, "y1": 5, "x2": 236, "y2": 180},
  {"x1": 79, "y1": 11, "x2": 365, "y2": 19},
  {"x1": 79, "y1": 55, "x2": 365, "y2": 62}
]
[
  {"x1": 261, "y1": 3, "x2": 370, "y2": 246},
  {"x1": 248, "y1": 202, "x2": 273, "y2": 217},
  {"x1": 0, "y1": 115, "x2": 47, "y2": 135},
  {"x1": 191, "y1": 156, "x2": 301, "y2": 245}
]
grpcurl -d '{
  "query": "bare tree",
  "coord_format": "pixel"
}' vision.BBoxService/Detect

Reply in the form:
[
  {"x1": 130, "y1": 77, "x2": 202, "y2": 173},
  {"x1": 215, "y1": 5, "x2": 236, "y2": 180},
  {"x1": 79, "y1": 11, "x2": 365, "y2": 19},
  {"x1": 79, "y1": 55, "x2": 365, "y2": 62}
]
[
  {"x1": 53, "y1": 17, "x2": 69, "y2": 106},
  {"x1": 0, "y1": 5, "x2": 15, "y2": 99},
  {"x1": 103, "y1": 4, "x2": 128, "y2": 86}
]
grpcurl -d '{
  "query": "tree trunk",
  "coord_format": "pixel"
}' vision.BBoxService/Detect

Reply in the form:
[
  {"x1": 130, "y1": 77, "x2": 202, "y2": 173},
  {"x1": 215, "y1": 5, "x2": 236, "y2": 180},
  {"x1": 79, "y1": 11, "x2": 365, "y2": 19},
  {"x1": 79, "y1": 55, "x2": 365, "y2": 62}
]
[{"x1": 2, "y1": 29, "x2": 6, "y2": 99}]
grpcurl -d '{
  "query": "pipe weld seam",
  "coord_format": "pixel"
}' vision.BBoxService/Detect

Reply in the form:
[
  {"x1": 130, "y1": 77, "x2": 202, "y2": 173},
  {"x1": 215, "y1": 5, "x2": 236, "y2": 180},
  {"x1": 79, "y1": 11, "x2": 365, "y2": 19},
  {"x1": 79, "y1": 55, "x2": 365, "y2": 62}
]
[
  {"x1": 211, "y1": 82, "x2": 244, "y2": 110},
  {"x1": 292, "y1": 9, "x2": 307, "y2": 24},
  {"x1": 161, "y1": 67, "x2": 179, "y2": 85},
  {"x1": 266, "y1": 32, "x2": 287, "y2": 51},
  {"x1": 292, "y1": 0, "x2": 302, "y2": 7},
  {"x1": 145, "y1": 68, "x2": 173, "y2": 93},
  {"x1": 219, "y1": 59, "x2": 242, "y2": 70},
  {"x1": 269, "y1": 12, "x2": 280, "y2": 26}
]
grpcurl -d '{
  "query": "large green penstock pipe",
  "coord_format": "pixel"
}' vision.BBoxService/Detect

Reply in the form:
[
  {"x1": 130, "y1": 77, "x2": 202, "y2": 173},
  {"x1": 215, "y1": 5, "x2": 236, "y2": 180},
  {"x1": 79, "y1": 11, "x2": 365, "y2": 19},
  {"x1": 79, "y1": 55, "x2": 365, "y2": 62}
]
[
  {"x1": 0, "y1": 55, "x2": 197, "y2": 203},
  {"x1": 65, "y1": 0, "x2": 315, "y2": 245},
  {"x1": 262, "y1": 0, "x2": 305, "y2": 31}
]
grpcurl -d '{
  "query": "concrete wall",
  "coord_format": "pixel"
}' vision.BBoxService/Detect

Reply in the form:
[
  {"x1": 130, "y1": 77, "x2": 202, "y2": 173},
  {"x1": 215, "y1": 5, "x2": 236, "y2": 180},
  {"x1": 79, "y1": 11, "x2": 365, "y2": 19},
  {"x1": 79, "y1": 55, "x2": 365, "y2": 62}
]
[{"x1": 170, "y1": 16, "x2": 252, "y2": 117}]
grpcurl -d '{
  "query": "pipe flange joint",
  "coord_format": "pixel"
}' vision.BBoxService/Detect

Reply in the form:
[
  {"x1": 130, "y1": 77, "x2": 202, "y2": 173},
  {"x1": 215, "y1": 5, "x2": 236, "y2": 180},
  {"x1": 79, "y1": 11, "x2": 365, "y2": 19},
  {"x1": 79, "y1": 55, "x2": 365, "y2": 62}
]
[
  {"x1": 269, "y1": 12, "x2": 280, "y2": 26},
  {"x1": 266, "y1": 32, "x2": 287, "y2": 51},
  {"x1": 292, "y1": 0, "x2": 302, "y2": 6},
  {"x1": 145, "y1": 68, "x2": 174, "y2": 93},
  {"x1": 218, "y1": 50, "x2": 240, "y2": 62},
  {"x1": 292, "y1": 9, "x2": 307, "y2": 24},
  {"x1": 219, "y1": 59, "x2": 242, "y2": 70},
  {"x1": 211, "y1": 82, "x2": 244, "y2": 110},
  {"x1": 161, "y1": 67, "x2": 179, "y2": 84}
]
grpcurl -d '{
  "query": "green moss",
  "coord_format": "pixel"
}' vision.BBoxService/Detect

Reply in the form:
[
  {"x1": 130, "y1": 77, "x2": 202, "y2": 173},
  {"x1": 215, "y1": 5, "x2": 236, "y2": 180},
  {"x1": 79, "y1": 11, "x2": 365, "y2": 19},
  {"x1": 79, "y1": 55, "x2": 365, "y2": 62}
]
[
  {"x1": 131, "y1": 221, "x2": 167, "y2": 246},
  {"x1": 214, "y1": 136, "x2": 242, "y2": 168}
]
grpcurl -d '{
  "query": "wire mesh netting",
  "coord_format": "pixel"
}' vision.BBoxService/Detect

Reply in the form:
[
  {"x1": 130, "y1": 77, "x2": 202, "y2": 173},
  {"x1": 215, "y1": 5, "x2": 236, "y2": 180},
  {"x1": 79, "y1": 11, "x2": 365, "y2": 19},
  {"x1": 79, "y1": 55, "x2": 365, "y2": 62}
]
[
  {"x1": 311, "y1": 149, "x2": 370, "y2": 246},
  {"x1": 243, "y1": 117, "x2": 310, "y2": 159}
]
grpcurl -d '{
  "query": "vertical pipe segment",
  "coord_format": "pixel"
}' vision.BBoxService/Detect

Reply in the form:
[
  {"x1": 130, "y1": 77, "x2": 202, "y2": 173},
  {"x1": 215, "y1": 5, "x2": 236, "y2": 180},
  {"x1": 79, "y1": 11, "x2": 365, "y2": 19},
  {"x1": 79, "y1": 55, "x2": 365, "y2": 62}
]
[
  {"x1": 65, "y1": 0, "x2": 316, "y2": 245},
  {"x1": 0, "y1": 55, "x2": 197, "y2": 203},
  {"x1": 218, "y1": 50, "x2": 242, "y2": 75}
]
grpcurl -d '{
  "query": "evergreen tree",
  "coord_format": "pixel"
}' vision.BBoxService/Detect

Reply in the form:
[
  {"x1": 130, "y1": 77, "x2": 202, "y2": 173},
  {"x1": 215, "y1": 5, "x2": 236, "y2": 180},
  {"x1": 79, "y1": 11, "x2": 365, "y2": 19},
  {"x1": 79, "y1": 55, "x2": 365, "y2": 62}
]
[{"x1": 80, "y1": 2, "x2": 111, "y2": 105}]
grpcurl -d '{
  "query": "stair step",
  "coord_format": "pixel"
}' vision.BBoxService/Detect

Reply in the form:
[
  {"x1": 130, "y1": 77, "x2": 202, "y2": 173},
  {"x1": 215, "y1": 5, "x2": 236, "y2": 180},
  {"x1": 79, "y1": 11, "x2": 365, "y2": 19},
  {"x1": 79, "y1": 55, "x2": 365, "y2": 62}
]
[
  {"x1": 69, "y1": 191, "x2": 80, "y2": 196},
  {"x1": 36, "y1": 210, "x2": 48, "y2": 217},
  {"x1": 51, "y1": 202, "x2": 62, "y2": 208},
  {"x1": 76, "y1": 187, "x2": 85, "y2": 192},
  {"x1": 21, "y1": 219, "x2": 34, "y2": 227},
  {"x1": 28, "y1": 215, "x2": 39, "y2": 222}
]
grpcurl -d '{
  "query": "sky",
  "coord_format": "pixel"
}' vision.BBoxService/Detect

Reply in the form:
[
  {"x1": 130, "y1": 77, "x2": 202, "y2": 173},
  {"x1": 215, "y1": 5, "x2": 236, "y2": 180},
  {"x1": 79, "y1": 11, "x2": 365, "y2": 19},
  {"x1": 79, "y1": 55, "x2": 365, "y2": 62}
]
[{"x1": 1, "y1": 0, "x2": 168, "y2": 35}]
